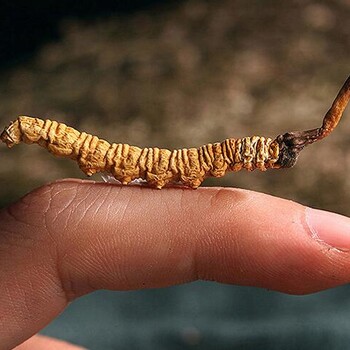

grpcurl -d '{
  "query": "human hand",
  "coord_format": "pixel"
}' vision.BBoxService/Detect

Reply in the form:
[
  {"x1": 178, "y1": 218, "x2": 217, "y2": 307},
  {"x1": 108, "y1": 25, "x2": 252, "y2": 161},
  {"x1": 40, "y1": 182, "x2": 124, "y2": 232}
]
[{"x1": 2, "y1": 179, "x2": 350, "y2": 349}]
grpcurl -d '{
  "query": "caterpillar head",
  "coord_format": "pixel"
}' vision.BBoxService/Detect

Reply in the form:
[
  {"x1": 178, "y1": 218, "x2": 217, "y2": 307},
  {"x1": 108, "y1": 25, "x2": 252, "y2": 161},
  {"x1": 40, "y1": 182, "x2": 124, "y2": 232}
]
[{"x1": 0, "y1": 120, "x2": 22, "y2": 148}]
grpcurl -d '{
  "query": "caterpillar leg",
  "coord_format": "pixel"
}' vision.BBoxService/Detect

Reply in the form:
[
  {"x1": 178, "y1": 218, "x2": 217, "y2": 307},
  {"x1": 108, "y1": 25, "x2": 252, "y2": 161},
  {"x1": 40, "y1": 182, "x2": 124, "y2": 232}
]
[
  {"x1": 145, "y1": 172, "x2": 204, "y2": 189},
  {"x1": 146, "y1": 172, "x2": 172, "y2": 189},
  {"x1": 185, "y1": 178, "x2": 203, "y2": 189}
]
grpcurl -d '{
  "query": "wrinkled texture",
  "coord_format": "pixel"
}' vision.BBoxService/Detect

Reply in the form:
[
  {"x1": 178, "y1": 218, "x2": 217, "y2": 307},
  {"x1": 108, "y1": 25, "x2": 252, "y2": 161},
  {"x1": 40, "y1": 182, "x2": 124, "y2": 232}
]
[{"x1": 1, "y1": 116, "x2": 280, "y2": 188}]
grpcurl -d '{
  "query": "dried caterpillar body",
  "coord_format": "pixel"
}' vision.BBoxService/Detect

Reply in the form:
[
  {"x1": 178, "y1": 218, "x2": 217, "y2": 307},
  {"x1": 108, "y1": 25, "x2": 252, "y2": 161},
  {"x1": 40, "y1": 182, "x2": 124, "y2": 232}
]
[
  {"x1": 1, "y1": 75, "x2": 349, "y2": 188},
  {"x1": 0, "y1": 116, "x2": 279, "y2": 189}
]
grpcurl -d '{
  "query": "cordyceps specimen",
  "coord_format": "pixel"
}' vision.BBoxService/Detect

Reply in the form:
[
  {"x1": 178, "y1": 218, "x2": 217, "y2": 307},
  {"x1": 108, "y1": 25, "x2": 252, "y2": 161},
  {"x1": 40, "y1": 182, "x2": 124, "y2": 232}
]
[{"x1": 1, "y1": 76, "x2": 349, "y2": 189}]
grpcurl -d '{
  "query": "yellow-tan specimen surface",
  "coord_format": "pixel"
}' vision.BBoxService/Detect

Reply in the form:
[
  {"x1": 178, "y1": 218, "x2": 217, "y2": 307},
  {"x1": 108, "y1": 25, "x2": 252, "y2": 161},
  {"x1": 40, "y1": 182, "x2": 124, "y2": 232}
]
[
  {"x1": 1, "y1": 75, "x2": 349, "y2": 189},
  {"x1": 0, "y1": 116, "x2": 280, "y2": 189}
]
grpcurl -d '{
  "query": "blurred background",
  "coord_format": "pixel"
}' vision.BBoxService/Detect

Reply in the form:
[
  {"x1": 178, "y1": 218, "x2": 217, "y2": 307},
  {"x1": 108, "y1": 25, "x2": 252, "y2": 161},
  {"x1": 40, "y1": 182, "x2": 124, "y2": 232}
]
[{"x1": 0, "y1": 0, "x2": 349, "y2": 349}]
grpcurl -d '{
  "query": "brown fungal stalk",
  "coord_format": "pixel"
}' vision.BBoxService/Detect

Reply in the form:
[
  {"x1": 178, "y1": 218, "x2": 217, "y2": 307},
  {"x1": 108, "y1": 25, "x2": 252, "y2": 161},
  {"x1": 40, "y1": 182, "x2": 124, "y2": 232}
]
[
  {"x1": 1, "y1": 76, "x2": 349, "y2": 189},
  {"x1": 276, "y1": 75, "x2": 350, "y2": 168}
]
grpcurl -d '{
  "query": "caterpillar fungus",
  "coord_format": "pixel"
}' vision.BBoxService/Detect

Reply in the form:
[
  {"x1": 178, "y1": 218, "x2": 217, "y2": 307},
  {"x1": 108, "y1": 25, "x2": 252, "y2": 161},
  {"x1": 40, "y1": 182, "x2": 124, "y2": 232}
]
[{"x1": 1, "y1": 76, "x2": 349, "y2": 189}]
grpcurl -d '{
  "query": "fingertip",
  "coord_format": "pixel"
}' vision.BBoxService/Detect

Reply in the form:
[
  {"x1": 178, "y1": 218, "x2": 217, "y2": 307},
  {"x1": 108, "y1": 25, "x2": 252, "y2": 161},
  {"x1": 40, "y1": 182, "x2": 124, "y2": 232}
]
[
  {"x1": 305, "y1": 207, "x2": 350, "y2": 252},
  {"x1": 193, "y1": 192, "x2": 350, "y2": 295}
]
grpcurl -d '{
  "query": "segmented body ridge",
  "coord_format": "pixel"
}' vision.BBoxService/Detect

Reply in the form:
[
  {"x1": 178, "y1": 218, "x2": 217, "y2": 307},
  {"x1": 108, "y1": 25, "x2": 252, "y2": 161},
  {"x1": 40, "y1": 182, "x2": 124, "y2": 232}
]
[
  {"x1": 2, "y1": 116, "x2": 280, "y2": 189},
  {"x1": 1, "y1": 75, "x2": 349, "y2": 188}
]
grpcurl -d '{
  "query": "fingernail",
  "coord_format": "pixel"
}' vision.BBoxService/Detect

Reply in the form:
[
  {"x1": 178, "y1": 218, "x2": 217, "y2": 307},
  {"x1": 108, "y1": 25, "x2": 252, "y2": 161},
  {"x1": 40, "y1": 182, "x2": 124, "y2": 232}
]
[{"x1": 306, "y1": 207, "x2": 350, "y2": 251}]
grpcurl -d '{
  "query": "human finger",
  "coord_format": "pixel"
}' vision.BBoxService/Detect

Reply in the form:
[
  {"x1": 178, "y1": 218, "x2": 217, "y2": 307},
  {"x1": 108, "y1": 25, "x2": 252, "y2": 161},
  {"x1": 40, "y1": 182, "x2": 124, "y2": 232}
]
[{"x1": 2, "y1": 179, "x2": 350, "y2": 348}]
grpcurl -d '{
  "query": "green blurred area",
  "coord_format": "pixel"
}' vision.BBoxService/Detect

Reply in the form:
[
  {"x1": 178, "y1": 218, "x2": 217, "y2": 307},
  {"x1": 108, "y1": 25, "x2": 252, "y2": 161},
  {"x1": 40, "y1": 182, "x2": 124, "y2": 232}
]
[{"x1": 0, "y1": 0, "x2": 349, "y2": 213}]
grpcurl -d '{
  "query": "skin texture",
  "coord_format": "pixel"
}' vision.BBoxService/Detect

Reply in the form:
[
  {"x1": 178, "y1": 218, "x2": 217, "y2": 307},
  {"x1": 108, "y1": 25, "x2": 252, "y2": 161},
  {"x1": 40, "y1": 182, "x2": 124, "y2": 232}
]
[{"x1": 1, "y1": 179, "x2": 350, "y2": 349}]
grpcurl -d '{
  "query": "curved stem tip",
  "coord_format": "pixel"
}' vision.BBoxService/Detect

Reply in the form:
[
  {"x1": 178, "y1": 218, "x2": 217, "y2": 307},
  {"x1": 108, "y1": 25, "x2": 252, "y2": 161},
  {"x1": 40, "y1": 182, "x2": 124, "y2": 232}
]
[{"x1": 276, "y1": 75, "x2": 350, "y2": 168}]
